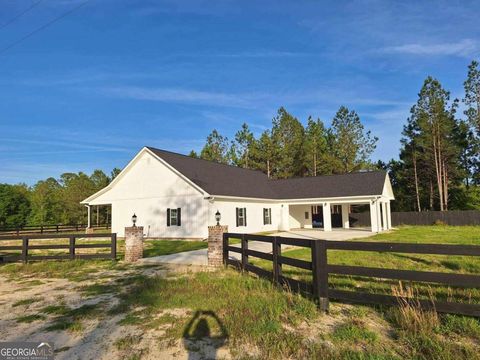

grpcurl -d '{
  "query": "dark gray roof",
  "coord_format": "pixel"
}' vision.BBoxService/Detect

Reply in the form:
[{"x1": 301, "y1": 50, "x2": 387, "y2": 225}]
[{"x1": 147, "y1": 147, "x2": 387, "y2": 199}]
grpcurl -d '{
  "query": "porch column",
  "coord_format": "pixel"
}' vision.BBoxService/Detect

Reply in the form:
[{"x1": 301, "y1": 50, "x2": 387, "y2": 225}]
[
  {"x1": 376, "y1": 200, "x2": 382, "y2": 232},
  {"x1": 341, "y1": 204, "x2": 350, "y2": 229},
  {"x1": 87, "y1": 205, "x2": 91, "y2": 228},
  {"x1": 386, "y1": 201, "x2": 392, "y2": 229},
  {"x1": 369, "y1": 200, "x2": 378, "y2": 233},
  {"x1": 323, "y1": 202, "x2": 332, "y2": 232},
  {"x1": 381, "y1": 201, "x2": 388, "y2": 231}
]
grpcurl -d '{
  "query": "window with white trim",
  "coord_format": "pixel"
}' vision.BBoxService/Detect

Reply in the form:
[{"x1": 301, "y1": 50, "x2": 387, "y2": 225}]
[
  {"x1": 167, "y1": 208, "x2": 181, "y2": 226},
  {"x1": 263, "y1": 208, "x2": 272, "y2": 225},
  {"x1": 236, "y1": 207, "x2": 246, "y2": 227}
]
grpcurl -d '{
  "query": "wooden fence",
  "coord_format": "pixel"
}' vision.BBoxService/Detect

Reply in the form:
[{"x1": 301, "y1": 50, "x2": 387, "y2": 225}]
[
  {"x1": 223, "y1": 233, "x2": 480, "y2": 317},
  {"x1": 349, "y1": 210, "x2": 480, "y2": 227},
  {"x1": 0, "y1": 233, "x2": 117, "y2": 263},
  {"x1": 0, "y1": 223, "x2": 110, "y2": 236}
]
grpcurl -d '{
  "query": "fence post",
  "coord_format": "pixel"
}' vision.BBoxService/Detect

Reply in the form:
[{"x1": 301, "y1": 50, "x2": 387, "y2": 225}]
[
  {"x1": 22, "y1": 236, "x2": 28, "y2": 264},
  {"x1": 111, "y1": 233, "x2": 117, "y2": 260},
  {"x1": 312, "y1": 240, "x2": 329, "y2": 312},
  {"x1": 40, "y1": 225, "x2": 43, "y2": 234},
  {"x1": 272, "y1": 236, "x2": 282, "y2": 285},
  {"x1": 223, "y1": 233, "x2": 229, "y2": 265},
  {"x1": 69, "y1": 236, "x2": 76, "y2": 260},
  {"x1": 241, "y1": 234, "x2": 248, "y2": 271},
  {"x1": 56, "y1": 225, "x2": 59, "y2": 233}
]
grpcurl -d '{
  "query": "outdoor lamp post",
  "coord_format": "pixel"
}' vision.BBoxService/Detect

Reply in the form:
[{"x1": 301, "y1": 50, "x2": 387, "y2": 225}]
[
  {"x1": 132, "y1": 213, "x2": 137, "y2": 227},
  {"x1": 215, "y1": 210, "x2": 221, "y2": 226}
]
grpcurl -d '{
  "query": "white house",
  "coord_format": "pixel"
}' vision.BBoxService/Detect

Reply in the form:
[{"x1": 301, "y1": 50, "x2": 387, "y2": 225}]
[{"x1": 81, "y1": 147, "x2": 394, "y2": 238}]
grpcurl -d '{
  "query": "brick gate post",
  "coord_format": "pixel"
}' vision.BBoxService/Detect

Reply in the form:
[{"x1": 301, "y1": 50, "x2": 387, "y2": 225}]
[
  {"x1": 208, "y1": 225, "x2": 228, "y2": 267},
  {"x1": 125, "y1": 226, "x2": 144, "y2": 262}
]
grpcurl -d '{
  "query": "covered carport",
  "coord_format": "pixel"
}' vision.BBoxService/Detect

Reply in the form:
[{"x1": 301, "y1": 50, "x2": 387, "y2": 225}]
[
  {"x1": 278, "y1": 171, "x2": 395, "y2": 233},
  {"x1": 287, "y1": 197, "x2": 391, "y2": 233}
]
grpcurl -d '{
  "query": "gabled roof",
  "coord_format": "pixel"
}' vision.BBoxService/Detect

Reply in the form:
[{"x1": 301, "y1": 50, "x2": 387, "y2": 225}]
[{"x1": 147, "y1": 147, "x2": 389, "y2": 200}]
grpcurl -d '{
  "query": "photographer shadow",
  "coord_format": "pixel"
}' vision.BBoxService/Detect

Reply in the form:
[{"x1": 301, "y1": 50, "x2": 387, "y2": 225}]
[{"x1": 182, "y1": 310, "x2": 229, "y2": 360}]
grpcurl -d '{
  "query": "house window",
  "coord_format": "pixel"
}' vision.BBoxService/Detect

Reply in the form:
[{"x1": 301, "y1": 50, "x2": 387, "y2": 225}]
[
  {"x1": 263, "y1": 208, "x2": 272, "y2": 225},
  {"x1": 167, "y1": 208, "x2": 181, "y2": 226},
  {"x1": 305, "y1": 211, "x2": 309, "y2": 219},
  {"x1": 236, "y1": 207, "x2": 247, "y2": 227}
]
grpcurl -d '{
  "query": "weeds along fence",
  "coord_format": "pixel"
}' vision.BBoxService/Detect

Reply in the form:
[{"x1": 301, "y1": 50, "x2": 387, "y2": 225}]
[
  {"x1": 0, "y1": 233, "x2": 117, "y2": 263},
  {"x1": 0, "y1": 223, "x2": 110, "y2": 236},
  {"x1": 223, "y1": 233, "x2": 480, "y2": 317}
]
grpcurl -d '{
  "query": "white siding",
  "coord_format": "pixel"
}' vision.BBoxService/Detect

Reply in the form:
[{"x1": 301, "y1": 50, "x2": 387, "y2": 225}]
[
  {"x1": 209, "y1": 199, "x2": 282, "y2": 234},
  {"x1": 89, "y1": 151, "x2": 208, "y2": 238},
  {"x1": 289, "y1": 204, "x2": 312, "y2": 229}
]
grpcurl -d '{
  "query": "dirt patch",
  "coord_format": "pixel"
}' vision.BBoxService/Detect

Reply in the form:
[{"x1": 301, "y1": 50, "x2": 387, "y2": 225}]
[{"x1": 0, "y1": 263, "x2": 231, "y2": 360}]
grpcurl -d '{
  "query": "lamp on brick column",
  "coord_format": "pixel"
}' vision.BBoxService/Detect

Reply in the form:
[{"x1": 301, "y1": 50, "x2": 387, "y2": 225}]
[
  {"x1": 132, "y1": 213, "x2": 137, "y2": 227},
  {"x1": 215, "y1": 210, "x2": 221, "y2": 226}
]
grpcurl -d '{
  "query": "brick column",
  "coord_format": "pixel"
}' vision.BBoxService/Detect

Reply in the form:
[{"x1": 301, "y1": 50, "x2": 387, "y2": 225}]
[
  {"x1": 208, "y1": 225, "x2": 228, "y2": 267},
  {"x1": 125, "y1": 226, "x2": 144, "y2": 262}
]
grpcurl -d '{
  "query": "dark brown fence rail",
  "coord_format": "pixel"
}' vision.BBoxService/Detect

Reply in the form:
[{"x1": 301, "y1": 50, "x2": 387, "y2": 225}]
[
  {"x1": 223, "y1": 232, "x2": 480, "y2": 317},
  {"x1": 349, "y1": 210, "x2": 480, "y2": 227},
  {"x1": 0, "y1": 223, "x2": 110, "y2": 236},
  {"x1": 0, "y1": 233, "x2": 117, "y2": 263}
]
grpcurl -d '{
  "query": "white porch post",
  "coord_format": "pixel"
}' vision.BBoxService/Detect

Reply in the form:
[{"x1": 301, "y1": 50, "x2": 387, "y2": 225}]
[
  {"x1": 386, "y1": 201, "x2": 392, "y2": 229},
  {"x1": 376, "y1": 200, "x2": 382, "y2": 232},
  {"x1": 341, "y1": 204, "x2": 350, "y2": 229},
  {"x1": 369, "y1": 200, "x2": 378, "y2": 233},
  {"x1": 381, "y1": 201, "x2": 388, "y2": 231},
  {"x1": 86, "y1": 205, "x2": 91, "y2": 228},
  {"x1": 323, "y1": 202, "x2": 332, "y2": 232}
]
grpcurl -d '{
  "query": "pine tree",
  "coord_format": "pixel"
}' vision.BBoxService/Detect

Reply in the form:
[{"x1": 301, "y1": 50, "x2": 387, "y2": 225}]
[
  {"x1": 330, "y1": 106, "x2": 378, "y2": 173},
  {"x1": 463, "y1": 60, "x2": 480, "y2": 185},
  {"x1": 250, "y1": 130, "x2": 275, "y2": 177},
  {"x1": 270, "y1": 107, "x2": 306, "y2": 178},
  {"x1": 304, "y1": 116, "x2": 329, "y2": 176},
  {"x1": 230, "y1": 123, "x2": 255, "y2": 168},
  {"x1": 200, "y1": 130, "x2": 230, "y2": 164},
  {"x1": 407, "y1": 77, "x2": 462, "y2": 211}
]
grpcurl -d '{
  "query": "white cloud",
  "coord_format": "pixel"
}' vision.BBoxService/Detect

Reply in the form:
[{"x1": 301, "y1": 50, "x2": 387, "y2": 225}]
[
  {"x1": 382, "y1": 39, "x2": 480, "y2": 57},
  {"x1": 102, "y1": 86, "x2": 260, "y2": 108}
]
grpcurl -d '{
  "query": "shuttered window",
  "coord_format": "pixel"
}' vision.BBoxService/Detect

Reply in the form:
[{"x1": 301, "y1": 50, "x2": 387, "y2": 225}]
[
  {"x1": 236, "y1": 207, "x2": 246, "y2": 227},
  {"x1": 263, "y1": 208, "x2": 272, "y2": 225},
  {"x1": 167, "y1": 208, "x2": 181, "y2": 226}
]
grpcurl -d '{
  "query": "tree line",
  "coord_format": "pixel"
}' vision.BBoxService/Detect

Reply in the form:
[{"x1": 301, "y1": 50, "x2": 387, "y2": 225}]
[
  {"x1": 383, "y1": 61, "x2": 479, "y2": 212},
  {"x1": 0, "y1": 169, "x2": 120, "y2": 228},
  {"x1": 192, "y1": 61, "x2": 480, "y2": 212},
  {"x1": 190, "y1": 105, "x2": 378, "y2": 178}
]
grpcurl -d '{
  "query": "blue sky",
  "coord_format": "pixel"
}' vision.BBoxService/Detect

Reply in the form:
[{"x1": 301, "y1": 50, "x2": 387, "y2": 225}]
[{"x1": 1, "y1": 0, "x2": 479, "y2": 184}]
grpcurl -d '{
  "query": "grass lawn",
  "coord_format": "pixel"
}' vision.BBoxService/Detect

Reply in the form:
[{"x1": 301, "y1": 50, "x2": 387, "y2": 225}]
[
  {"x1": 250, "y1": 225, "x2": 480, "y2": 304},
  {"x1": 0, "y1": 225, "x2": 479, "y2": 359}
]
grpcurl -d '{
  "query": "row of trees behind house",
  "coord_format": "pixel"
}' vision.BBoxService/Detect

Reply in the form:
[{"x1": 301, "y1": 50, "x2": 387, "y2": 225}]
[
  {"x1": 191, "y1": 105, "x2": 378, "y2": 179},
  {"x1": 0, "y1": 169, "x2": 120, "y2": 228}
]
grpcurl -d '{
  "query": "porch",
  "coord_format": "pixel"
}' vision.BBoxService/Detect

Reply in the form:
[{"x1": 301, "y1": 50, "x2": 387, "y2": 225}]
[{"x1": 286, "y1": 197, "x2": 392, "y2": 233}]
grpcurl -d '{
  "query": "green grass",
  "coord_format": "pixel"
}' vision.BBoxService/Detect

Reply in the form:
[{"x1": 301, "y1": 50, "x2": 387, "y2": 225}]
[
  {"x1": 45, "y1": 303, "x2": 105, "y2": 332},
  {"x1": 111, "y1": 269, "x2": 318, "y2": 359},
  {"x1": 332, "y1": 320, "x2": 378, "y2": 343},
  {"x1": 16, "y1": 314, "x2": 46, "y2": 323},
  {"x1": 109, "y1": 267, "x2": 480, "y2": 359},
  {"x1": 0, "y1": 259, "x2": 129, "y2": 281},
  {"x1": 12, "y1": 297, "x2": 43, "y2": 307},
  {"x1": 250, "y1": 225, "x2": 480, "y2": 303},
  {"x1": 142, "y1": 239, "x2": 208, "y2": 257}
]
